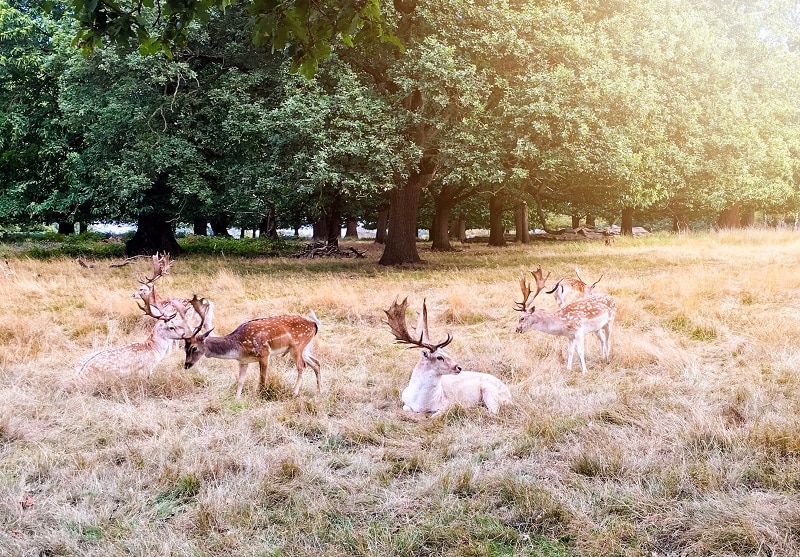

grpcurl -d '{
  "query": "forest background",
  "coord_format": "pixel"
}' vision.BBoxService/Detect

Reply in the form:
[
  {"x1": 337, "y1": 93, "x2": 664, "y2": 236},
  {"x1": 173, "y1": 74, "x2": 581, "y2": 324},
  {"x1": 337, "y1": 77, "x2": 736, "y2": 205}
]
[{"x1": 3, "y1": 0, "x2": 800, "y2": 264}]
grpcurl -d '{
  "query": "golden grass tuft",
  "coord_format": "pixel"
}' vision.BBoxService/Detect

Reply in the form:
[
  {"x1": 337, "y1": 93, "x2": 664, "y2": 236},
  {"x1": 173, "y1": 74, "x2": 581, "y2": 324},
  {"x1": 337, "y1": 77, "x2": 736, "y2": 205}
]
[{"x1": 3, "y1": 232, "x2": 800, "y2": 555}]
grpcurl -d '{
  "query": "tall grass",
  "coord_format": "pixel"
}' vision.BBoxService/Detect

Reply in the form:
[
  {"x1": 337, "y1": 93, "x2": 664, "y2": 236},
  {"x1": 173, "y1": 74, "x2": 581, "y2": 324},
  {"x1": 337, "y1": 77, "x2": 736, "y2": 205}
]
[{"x1": 1, "y1": 230, "x2": 800, "y2": 556}]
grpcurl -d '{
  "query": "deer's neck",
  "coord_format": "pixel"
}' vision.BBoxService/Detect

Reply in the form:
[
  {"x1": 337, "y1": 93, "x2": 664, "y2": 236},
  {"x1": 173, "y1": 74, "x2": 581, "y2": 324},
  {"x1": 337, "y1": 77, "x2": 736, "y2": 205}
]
[
  {"x1": 146, "y1": 328, "x2": 175, "y2": 359},
  {"x1": 531, "y1": 310, "x2": 575, "y2": 336},
  {"x1": 203, "y1": 335, "x2": 246, "y2": 360},
  {"x1": 402, "y1": 362, "x2": 449, "y2": 413}
]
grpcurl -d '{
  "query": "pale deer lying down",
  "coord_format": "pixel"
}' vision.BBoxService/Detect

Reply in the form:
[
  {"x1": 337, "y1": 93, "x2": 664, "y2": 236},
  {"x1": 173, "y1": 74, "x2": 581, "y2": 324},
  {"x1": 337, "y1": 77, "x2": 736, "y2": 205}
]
[
  {"x1": 385, "y1": 297, "x2": 512, "y2": 415},
  {"x1": 78, "y1": 298, "x2": 188, "y2": 376},
  {"x1": 181, "y1": 297, "x2": 322, "y2": 398},
  {"x1": 515, "y1": 271, "x2": 616, "y2": 374}
]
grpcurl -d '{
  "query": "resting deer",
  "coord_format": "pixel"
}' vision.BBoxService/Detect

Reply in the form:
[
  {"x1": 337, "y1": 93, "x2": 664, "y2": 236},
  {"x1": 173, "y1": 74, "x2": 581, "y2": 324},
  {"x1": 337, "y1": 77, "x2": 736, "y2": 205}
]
[
  {"x1": 181, "y1": 298, "x2": 321, "y2": 398},
  {"x1": 134, "y1": 253, "x2": 215, "y2": 335},
  {"x1": 78, "y1": 296, "x2": 188, "y2": 376},
  {"x1": 546, "y1": 268, "x2": 604, "y2": 308},
  {"x1": 515, "y1": 271, "x2": 616, "y2": 374},
  {"x1": 385, "y1": 297, "x2": 512, "y2": 415}
]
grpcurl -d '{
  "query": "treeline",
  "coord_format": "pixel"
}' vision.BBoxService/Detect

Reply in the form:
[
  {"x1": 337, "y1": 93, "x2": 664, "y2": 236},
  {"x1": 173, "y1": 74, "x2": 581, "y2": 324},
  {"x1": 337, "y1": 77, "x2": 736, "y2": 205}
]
[{"x1": 1, "y1": 0, "x2": 799, "y2": 263}]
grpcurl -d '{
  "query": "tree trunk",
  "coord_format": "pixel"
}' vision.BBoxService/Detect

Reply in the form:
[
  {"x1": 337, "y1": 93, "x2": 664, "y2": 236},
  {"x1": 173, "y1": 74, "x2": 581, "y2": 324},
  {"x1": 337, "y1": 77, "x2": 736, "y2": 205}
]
[
  {"x1": 313, "y1": 217, "x2": 328, "y2": 241},
  {"x1": 455, "y1": 217, "x2": 466, "y2": 242},
  {"x1": 621, "y1": 207, "x2": 634, "y2": 236},
  {"x1": 375, "y1": 204, "x2": 389, "y2": 244},
  {"x1": 193, "y1": 218, "x2": 208, "y2": 236},
  {"x1": 430, "y1": 192, "x2": 455, "y2": 251},
  {"x1": 515, "y1": 201, "x2": 530, "y2": 243},
  {"x1": 324, "y1": 190, "x2": 343, "y2": 247},
  {"x1": 258, "y1": 204, "x2": 279, "y2": 239},
  {"x1": 585, "y1": 215, "x2": 596, "y2": 228},
  {"x1": 57, "y1": 221, "x2": 75, "y2": 235},
  {"x1": 344, "y1": 219, "x2": 359, "y2": 238},
  {"x1": 125, "y1": 213, "x2": 183, "y2": 256},
  {"x1": 672, "y1": 217, "x2": 689, "y2": 234},
  {"x1": 209, "y1": 213, "x2": 231, "y2": 237},
  {"x1": 740, "y1": 206, "x2": 755, "y2": 227},
  {"x1": 488, "y1": 193, "x2": 506, "y2": 247},
  {"x1": 571, "y1": 214, "x2": 581, "y2": 229},
  {"x1": 379, "y1": 183, "x2": 424, "y2": 265}
]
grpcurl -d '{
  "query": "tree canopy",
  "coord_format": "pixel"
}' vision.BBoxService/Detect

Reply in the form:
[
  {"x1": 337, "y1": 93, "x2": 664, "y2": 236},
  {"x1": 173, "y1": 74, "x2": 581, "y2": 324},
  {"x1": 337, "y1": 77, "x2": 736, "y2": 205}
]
[{"x1": 2, "y1": 0, "x2": 800, "y2": 260}]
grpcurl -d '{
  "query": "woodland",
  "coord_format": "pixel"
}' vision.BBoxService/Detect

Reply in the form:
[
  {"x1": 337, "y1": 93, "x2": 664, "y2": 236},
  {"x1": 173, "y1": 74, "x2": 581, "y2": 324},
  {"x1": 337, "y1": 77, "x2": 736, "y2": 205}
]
[{"x1": 2, "y1": 0, "x2": 800, "y2": 264}]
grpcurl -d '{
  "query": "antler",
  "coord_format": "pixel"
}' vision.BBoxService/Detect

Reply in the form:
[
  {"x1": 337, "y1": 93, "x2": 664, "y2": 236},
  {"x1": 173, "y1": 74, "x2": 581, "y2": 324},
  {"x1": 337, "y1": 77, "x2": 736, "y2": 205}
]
[
  {"x1": 173, "y1": 294, "x2": 210, "y2": 339},
  {"x1": 590, "y1": 273, "x2": 604, "y2": 290},
  {"x1": 138, "y1": 252, "x2": 172, "y2": 285},
  {"x1": 384, "y1": 297, "x2": 452, "y2": 351},
  {"x1": 137, "y1": 293, "x2": 178, "y2": 322},
  {"x1": 516, "y1": 266, "x2": 550, "y2": 311}
]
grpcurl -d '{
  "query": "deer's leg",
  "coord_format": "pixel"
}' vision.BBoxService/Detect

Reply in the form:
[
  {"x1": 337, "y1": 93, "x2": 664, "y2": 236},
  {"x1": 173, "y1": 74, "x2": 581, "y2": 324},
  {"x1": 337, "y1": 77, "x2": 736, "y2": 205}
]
[
  {"x1": 303, "y1": 354, "x2": 322, "y2": 394},
  {"x1": 290, "y1": 346, "x2": 307, "y2": 397},
  {"x1": 236, "y1": 362, "x2": 249, "y2": 399},
  {"x1": 258, "y1": 355, "x2": 270, "y2": 395},
  {"x1": 604, "y1": 322, "x2": 613, "y2": 360},
  {"x1": 576, "y1": 332, "x2": 587, "y2": 374}
]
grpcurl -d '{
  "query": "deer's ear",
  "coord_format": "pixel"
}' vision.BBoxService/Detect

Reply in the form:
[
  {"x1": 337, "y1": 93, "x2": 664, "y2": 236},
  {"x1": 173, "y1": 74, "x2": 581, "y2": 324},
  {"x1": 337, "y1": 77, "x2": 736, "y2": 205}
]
[
  {"x1": 421, "y1": 349, "x2": 430, "y2": 358},
  {"x1": 200, "y1": 329, "x2": 214, "y2": 341}
]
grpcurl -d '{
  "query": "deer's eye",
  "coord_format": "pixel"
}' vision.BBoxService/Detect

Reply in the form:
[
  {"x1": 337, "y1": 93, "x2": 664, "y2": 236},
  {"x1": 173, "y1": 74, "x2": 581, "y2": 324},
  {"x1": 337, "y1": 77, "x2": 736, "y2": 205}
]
[{"x1": 437, "y1": 356, "x2": 444, "y2": 361}]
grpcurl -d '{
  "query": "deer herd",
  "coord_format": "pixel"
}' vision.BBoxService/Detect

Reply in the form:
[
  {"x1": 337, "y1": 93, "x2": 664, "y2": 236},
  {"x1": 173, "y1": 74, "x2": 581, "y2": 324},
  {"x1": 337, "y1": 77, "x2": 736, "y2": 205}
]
[{"x1": 78, "y1": 254, "x2": 617, "y2": 417}]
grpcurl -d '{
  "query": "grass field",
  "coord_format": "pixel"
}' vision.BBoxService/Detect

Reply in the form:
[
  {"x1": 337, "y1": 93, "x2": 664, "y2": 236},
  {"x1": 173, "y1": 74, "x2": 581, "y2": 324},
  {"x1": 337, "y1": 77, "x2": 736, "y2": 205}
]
[{"x1": 1, "y1": 230, "x2": 800, "y2": 556}]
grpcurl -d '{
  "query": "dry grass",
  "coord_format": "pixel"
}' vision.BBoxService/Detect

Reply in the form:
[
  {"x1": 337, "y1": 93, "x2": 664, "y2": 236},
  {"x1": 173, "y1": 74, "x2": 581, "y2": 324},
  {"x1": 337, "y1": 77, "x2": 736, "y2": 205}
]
[{"x1": 2, "y1": 230, "x2": 800, "y2": 556}]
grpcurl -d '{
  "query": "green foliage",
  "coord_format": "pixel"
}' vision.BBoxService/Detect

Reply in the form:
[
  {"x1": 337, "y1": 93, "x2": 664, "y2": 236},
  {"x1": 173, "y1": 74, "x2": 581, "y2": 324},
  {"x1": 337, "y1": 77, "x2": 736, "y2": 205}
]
[{"x1": 178, "y1": 235, "x2": 297, "y2": 257}]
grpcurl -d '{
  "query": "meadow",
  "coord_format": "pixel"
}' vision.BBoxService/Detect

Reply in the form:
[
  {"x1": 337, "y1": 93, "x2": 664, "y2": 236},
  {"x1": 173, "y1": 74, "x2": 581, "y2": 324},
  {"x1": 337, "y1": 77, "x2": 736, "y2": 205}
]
[{"x1": 1, "y1": 230, "x2": 799, "y2": 556}]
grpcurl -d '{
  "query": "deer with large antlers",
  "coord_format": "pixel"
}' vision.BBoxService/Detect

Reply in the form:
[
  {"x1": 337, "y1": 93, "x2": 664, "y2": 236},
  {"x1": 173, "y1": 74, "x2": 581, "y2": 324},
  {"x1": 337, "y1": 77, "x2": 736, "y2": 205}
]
[
  {"x1": 78, "y1": 294, "x2": 189, "y2": 376},
  {"x1": 515, "y1": 268, "x2": 616, "y2": 374},
  {"x1": 134, "y1": 253, "x2": 215, "y2": 336},
  {"x1": 385, "y1": 297, "x2": 512, "y2": 415},
  {"x1": 181, "y1": 298, "x2": 321, "y2": 398}
]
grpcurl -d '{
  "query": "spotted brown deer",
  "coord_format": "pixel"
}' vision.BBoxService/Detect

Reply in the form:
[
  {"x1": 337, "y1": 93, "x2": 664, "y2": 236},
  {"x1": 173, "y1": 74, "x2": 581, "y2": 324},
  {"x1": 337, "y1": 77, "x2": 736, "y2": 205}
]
[
  {"x1": 181, "y1": 298, "x2": 321, "y2": 398},
  {"x1": 385, "y1": 297, "x2": 512, "y2": 415},
  {"x1": 78, "y1": 294, "x2": 189, "y2": 376},
  {"x1": 515, "y1": 272, "x2": 616, "y2": 374},
  {"x1": 134, "y1": 253, "x2": 215, "y2": 335}
]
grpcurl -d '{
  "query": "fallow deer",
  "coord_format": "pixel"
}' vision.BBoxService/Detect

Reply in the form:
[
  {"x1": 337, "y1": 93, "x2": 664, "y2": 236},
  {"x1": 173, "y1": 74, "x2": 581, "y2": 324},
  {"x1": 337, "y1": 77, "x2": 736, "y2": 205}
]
[
  {"x1": 385, "y1": 297, "x2": 512, "y2": 415},
  {"x1": 78, "y1": 296, "x2": 188, "y2": 376},
  {"x1": 134, "y1": 253, "x2": 215, "y2": 335},
  {"x1": 546, "y1": 268, "x2": 604, "y2": 308},
  {"x1": 515, "y1": 272, "x2": 616, "y2": 374},
  {"x1": 181, "y1": 298, "x2": 321, "y2": 398}
]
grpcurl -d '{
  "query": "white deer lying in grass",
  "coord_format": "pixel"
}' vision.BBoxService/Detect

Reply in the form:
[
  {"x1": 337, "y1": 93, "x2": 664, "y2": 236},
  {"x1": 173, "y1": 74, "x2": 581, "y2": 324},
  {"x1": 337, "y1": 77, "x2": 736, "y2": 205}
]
[
  {"x1": 384, "y1": 297, "x2": 512, "y2": 415},
  {"x1": 78, "y1": 297, "x2": 190, "y2": 377}
]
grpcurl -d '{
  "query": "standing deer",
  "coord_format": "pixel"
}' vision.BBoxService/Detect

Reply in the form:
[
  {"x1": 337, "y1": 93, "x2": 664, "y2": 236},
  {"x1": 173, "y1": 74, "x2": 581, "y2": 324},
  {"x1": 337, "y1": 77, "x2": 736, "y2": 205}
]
[
  {"x1": 515, "y1": 272, "x2": 616, "y2": 374},
  {"x1": 545, "y1": 268, "x2": 604, "y2": 308},
  {"x1": 385, "y1": 297, "x2": 512, "y2": 415},
  {"x1": 134, "y1": 253, "x2": 215, "y2": 335},
  {"x1": 78, "y1": 297, "x2": 188, "y2": 377},
  {"x1": 181, "y1": 298, "x2": 321, "y2": 398}
]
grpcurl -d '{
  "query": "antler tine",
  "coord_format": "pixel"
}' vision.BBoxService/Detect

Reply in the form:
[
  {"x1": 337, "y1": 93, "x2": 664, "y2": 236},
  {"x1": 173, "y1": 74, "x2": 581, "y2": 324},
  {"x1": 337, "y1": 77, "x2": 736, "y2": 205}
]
[
  {"x1": 545, "y1": 277, "x2": 564, "y2": 295},
  {"x1": 530, "y1": 266, "x2": 550, "y2": 297},
  {"x1": 574, "y1": 267, "x2": 586, "y2": 285},
  {"x1": 417, "y1": 299, "x2": 431, "y2": 345},
  {"x1": 515, "y1": 274, "x2": 531, "y2": 311},
  {"x1": 418, "y1": 299, "x2": 453, "y2": 351},
  {"x1": 590, "y1": 273, "x2": 604, "y2": 289},
  {"x1": 187, "y1": 294, "x2": 209, "y2": 337}
]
